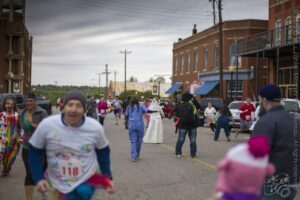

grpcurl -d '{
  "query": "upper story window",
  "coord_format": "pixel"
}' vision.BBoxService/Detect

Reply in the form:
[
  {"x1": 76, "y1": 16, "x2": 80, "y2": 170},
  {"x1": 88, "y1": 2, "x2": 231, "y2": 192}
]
[
  {"x1": 174, "y1": 57, "x2": 178, "y2": 75},
  {"x1": 285, "y1": 17, "x2": 292, "y2": 44},
  {"x1": 275, "y1": 20, "x2": 281, "y2": 46},
  {"x1": 297, "y1": 14, "x2": 300, "y2": 43},
  {"x1": 187, "y1": 52, "x2": 191, "y2": 73},
  {"x1": 193, "y1": 50, "x2": 198, "y2": 72},
  {"x1": 203, "y1": 48, "x2": 208, "y2": 70},
  {"x1": 180, "y1": 54, "x2": 184, "y2": 74},
  {"x1": 229, "y1": 42, "x2": 241, "y2": 68},
  {"x1": 214, "y1": 45, "x2": 219, "y2": 68}
]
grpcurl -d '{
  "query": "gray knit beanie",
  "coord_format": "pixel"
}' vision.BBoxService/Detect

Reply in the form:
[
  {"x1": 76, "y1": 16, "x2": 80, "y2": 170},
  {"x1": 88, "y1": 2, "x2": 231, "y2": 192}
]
[{"x1": 63, "y1": 90, "x2": 87, "y2": 111}]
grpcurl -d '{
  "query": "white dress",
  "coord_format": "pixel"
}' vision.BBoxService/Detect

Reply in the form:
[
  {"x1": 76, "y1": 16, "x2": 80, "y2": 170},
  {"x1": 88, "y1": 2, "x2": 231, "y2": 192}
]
[{"x1": 143, "y1": 102, "x2": 164, "y2": 144}]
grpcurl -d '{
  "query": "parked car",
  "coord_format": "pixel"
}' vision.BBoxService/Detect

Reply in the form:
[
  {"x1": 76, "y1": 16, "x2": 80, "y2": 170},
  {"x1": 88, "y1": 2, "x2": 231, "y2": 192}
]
[
  {"x1": 0, "y1": 93, "x2": 25, "y2": 111},
  {"x1": 281, "y1": 98, "x2": 300, "y2": 113},
  {"x1": 228, "y1": 101, "x2": 260, "y2": 128},
  {"x1": 0, "y1": 93, "x2": 52, "y2": 115},
  {"x1": 35, "y1": 94, "x2": 52, "y2": 115}
]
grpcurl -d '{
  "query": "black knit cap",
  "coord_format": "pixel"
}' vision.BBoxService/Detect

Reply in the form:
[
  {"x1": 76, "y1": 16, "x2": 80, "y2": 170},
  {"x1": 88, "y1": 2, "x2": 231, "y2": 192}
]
[
  {"x1": 181, "y1": 91, "x2": 193, "y2": 102},
  {"x1": 24, "y1": 92, "x2": 36, "y2": 100},
  {"x1": 258, "y1": 84, "x2": 281, "y2": 102},
  {"x1": 63, "y1": 90, "x2": 87, "y2": 111}
]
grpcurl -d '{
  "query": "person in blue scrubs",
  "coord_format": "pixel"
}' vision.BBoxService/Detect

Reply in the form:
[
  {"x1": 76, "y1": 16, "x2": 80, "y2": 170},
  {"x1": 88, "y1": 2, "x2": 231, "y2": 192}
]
[{"x1": 125, "y1": 96, "x2": 148, "y2": 162}]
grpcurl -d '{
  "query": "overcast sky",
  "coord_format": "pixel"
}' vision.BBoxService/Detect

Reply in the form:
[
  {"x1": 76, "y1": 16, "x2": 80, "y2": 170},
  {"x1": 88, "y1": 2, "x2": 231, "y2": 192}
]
[{"x1": 25, "y1": 0, "x2": 268, "y2": 86}]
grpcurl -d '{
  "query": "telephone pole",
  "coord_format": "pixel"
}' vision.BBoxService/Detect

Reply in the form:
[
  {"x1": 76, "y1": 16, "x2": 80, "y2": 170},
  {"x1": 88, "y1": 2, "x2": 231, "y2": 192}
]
[
  {"x1": 97, "y1": 73, "x2": 102, "y2": 96},
  {"x1": 218, "y1": 0, "x2": 223, "y2": 99},
  {"x1": 114, "y1": 70, "x2": 118, "y2": 96},
  {"x1": 102, "y1": 64, "x2": 111, "y2": 99},
  {"x1": 119, "y1": 49, "x2": 131, "y2": 95}
]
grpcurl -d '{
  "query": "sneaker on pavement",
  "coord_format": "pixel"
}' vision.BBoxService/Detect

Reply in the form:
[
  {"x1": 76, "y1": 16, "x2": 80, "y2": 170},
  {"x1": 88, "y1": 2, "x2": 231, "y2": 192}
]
[{"x1": 176, "y1": 154, "x2": 182, "y2": 158}]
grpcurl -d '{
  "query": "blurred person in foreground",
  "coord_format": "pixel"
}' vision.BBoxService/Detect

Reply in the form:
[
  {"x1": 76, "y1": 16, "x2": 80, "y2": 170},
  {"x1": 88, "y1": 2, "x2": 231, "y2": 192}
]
[
  {"x1": 252, "y1": 84, "x2": 300, "y2": 200},
  {"x1": 212, "y1": 136, "x2": 275, "y2": 200}
]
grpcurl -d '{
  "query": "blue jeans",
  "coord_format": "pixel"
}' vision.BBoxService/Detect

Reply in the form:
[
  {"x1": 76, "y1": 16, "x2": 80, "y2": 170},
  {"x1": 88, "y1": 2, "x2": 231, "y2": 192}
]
[
  {"x1": 214, "y1": 115, "x2": 230, "y2": 140},
  {"x1": 129, "y1": 128, "x2": 144, "y2": 159},
  {"x1": 175, "y1": 128, "x2": 197, "y2": 156}
]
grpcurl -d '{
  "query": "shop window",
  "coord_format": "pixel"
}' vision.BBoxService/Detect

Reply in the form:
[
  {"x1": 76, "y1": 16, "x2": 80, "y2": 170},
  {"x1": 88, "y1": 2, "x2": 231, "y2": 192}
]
[{"x1": 227, "y1": 80, "x2": 243, "y2": 98}]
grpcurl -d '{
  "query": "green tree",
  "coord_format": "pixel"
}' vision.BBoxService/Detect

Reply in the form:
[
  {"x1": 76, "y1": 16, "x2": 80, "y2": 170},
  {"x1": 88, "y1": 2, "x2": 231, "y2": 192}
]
[{"x1": 128, "y1": 76, "x2": 138, "y2": 82}]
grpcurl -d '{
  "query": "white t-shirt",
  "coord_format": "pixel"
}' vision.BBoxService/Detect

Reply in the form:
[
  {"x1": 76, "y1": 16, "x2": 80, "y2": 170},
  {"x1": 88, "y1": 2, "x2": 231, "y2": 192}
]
[
  {"x1": 29, "y1": 115, "x2": 109, "y2": 193},
  {"x1": 204, "y1": 107, "x2": 217, "y2": 119}
]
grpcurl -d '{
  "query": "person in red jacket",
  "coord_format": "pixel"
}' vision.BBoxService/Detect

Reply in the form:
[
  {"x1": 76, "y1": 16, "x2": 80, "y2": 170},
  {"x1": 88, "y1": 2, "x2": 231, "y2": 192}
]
[{"x1": 239, "y1": 97, "x2": 256, "y2": 133}]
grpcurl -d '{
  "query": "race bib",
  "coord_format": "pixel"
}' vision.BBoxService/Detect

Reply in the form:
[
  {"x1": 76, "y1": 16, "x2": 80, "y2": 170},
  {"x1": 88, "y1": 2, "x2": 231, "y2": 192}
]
[
  {"x1": 100, "y1": 109, "x2": 105, "y2": 114},
  {"x1": 58, "y1": 159, "x2": 82, "y2": 180}
]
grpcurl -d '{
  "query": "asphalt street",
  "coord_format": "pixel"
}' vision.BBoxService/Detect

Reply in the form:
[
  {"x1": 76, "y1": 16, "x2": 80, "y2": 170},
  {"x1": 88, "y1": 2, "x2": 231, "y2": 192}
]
[{"x1": 0, "y1": 109, "x2": 298, "y2": 200}]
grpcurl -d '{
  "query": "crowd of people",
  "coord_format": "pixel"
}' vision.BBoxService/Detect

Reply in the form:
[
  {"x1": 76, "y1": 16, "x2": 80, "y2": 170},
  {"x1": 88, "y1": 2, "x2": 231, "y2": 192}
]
[{"x1": 0, "y1": 83, "x2": 298, "y2": 200}]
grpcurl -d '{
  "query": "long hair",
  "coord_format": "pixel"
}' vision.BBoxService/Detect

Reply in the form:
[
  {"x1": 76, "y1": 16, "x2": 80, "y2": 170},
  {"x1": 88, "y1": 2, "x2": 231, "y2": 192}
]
[
  {"x1": 220, "y1": 100, "x2": 231, "y2": 116},
  {"x1": 2, "y1": 96, "x2": 18, "y2": 113},
  {"x1": 130, "y1": 96, "x2": 140, "y2": 112}
]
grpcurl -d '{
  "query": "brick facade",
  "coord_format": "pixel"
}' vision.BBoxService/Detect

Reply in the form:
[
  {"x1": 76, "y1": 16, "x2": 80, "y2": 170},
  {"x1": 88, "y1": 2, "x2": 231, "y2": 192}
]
[
  {"x1": 172, "y1": 19, "x2": 268, "y2": 100},
  {"x1": 0, "y1": 2, "x2": 32, "y2": 94}
]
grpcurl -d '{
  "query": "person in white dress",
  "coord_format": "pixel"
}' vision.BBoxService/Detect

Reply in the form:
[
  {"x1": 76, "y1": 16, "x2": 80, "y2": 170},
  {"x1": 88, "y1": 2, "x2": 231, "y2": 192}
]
[{"x1": 143, "y1": 99, "x2": 165, "y2": 143}]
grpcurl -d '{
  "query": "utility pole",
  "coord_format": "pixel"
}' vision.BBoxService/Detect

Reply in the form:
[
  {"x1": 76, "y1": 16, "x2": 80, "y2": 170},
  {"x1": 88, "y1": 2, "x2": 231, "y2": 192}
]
[
  {"x1": 97, "y1": 73, "x2": 102, "y2": 96},
  {"x1": 120, "y1": 49, "x2": 131, "y2": 95},
  {"x1": 114, "y1": 70, "x2": 118, "y2": 97},
  {"x1": 102, "y1": 64, "x2": 111, "y2": 99},
  {"x1": 218, "y1": 0, "x2": 223, "y2": 99},
  {"x1": 209, "y1": 0, "x2": 216, "y2": 26}
]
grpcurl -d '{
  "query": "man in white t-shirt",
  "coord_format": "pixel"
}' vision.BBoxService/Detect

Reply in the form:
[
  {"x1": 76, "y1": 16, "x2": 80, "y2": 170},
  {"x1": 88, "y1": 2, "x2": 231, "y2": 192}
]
[
  {"x1": 204, "y1": 102, "x2": 217, "y2": 132},
  {"x1": 29, "y1": 91, "x2": 115, "y2": 199}
]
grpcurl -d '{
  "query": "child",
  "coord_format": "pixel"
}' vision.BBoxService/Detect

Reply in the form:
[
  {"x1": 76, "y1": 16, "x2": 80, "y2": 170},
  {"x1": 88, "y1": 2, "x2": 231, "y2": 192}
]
[{"x1": 212, "y1": 135, "x2": 275, "y2": 200}]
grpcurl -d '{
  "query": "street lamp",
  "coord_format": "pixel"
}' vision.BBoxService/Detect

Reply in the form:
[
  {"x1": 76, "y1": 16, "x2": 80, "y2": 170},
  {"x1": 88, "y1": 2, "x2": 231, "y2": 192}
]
[{"x1": 228, "y1": 66, "x2": 236, "y2": 101}]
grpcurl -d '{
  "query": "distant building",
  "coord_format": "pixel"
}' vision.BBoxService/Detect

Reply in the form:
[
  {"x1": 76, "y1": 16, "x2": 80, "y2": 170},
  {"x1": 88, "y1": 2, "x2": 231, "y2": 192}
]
[
  {"x1": 108, "y1": 81, "x2": 171, "y2": 98},
  {"x1": 169, "y1": 19, "x2": 269, "y2": 100},
  {"x1": 238, "y1": 0, "x2": 300, "y2": 98},
  {"x1": 0, "y1": 0, "x2": 32, "y2": 93}
]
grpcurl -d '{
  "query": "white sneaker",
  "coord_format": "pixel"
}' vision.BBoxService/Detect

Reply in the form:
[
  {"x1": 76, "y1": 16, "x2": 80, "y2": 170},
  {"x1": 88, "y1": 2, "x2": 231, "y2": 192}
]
[{"x1": 176, "y1": 154, "x2": 182, "y2": 158}]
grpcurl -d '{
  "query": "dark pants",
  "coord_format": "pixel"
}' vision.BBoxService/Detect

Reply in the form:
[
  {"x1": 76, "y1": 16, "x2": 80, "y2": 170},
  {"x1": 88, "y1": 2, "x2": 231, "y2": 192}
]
[
  {"x1": 22, "y1": 148, "x2": 35, "y2": 186},
  {"x1": 175, "y1": 128, "x2": 197, "y2": 156},
  {"x1": 214, "y1": 116, "x2": 230, "y2": 140},
  {"x1": 99, "y1": 116, "x2": 105, "y2": 125}
]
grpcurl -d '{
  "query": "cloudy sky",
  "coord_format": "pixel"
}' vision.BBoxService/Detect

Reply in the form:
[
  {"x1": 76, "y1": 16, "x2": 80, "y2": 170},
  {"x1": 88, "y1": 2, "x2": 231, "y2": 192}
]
[{"x1": 25, "y1": 0, "x2": 268, "y2": 86}]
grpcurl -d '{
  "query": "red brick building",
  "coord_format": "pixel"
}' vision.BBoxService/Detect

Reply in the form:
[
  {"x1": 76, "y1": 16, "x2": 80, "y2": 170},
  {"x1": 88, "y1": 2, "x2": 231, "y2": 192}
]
[
  {"x1": 169, "y1": 20, "x2": 269, "y2": 100},
  {"x1": 0, "y1": 0, "x2": 32, "y2": 94},
  {"x1": 238, "y1": 0, "x2": 300, "y2": 98}
]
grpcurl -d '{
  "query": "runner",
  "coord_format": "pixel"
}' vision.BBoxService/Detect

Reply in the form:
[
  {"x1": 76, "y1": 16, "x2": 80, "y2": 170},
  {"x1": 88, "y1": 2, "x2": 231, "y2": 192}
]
[
  {"x1": 29, "y1": 91, "x2": 115, "y2": 199},
  {"x1": 112, "y1": 96, "x2": 122, "y2": 125},
  {"x1": 97, "y1": 97, "x2": 108, "y2": 125},
  {"x1": 125, "y1": 96, "x2": 148, "y2": 162},
  {"x1": 0, "y1": 95, "x2": 21, "y2": 176},
  {"x1": 20, "y1": 92, "x2": 48, "y2": 200}
]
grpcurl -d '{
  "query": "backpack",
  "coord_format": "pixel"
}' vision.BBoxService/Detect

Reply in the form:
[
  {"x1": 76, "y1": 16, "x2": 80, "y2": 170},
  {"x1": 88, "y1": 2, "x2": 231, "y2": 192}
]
[{"x1": 177, "y1": 101, "x2": 197, "y2": 125}]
